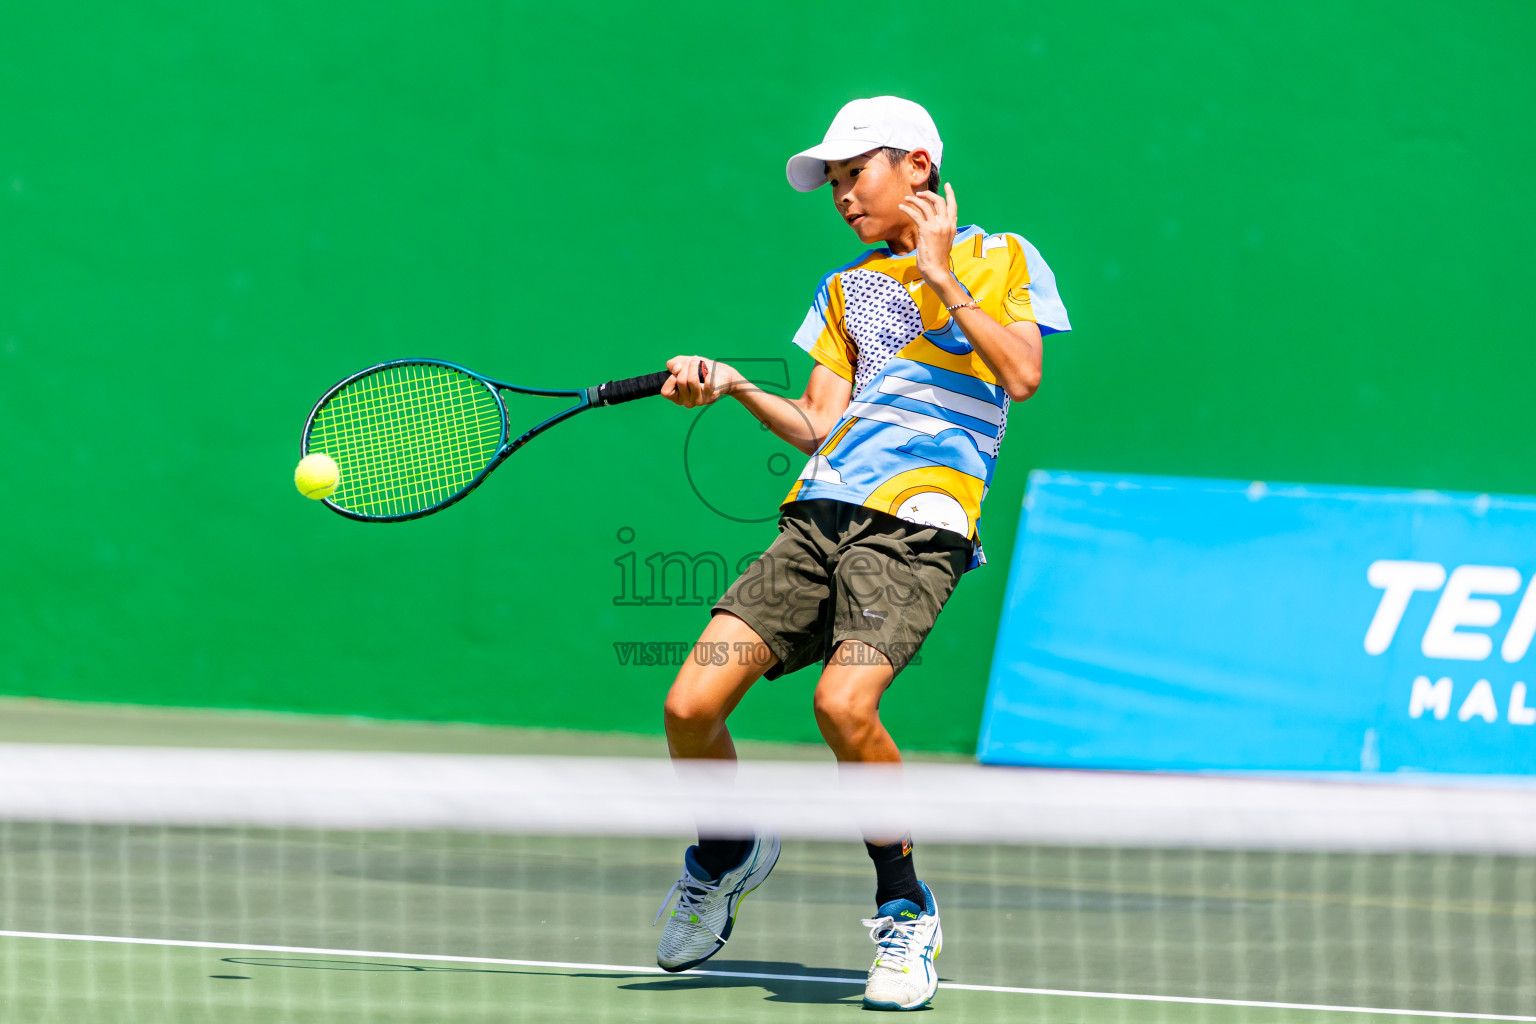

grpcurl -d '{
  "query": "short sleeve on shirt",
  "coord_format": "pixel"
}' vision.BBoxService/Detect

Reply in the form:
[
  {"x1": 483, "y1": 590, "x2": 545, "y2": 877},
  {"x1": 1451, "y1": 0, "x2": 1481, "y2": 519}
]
[
  {"x1": 1000, "y1": 235, "x2": 1072, "y2": 336},
  {"x1": 790, "y1": 276, "x2": 856, "y2": 382}
]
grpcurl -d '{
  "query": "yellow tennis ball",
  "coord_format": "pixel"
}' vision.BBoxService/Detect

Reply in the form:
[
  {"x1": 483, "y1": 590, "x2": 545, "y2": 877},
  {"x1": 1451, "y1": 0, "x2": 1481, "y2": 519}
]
[{"x1": 295, "y1": 452, "x2": 340, "y2": 500}]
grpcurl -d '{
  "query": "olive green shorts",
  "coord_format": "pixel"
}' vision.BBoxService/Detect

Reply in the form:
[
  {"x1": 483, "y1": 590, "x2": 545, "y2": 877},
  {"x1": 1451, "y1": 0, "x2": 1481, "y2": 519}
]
[{"x1": 712, "y1": 499, "x2": 971, "y2": 680}]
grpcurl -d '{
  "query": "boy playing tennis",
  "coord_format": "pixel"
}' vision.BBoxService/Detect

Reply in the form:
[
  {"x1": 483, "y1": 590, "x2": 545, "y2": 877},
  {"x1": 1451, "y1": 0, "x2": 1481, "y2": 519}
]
[{"x1": 654, "y1": 95, "x2": 1070, "y2": 1010}]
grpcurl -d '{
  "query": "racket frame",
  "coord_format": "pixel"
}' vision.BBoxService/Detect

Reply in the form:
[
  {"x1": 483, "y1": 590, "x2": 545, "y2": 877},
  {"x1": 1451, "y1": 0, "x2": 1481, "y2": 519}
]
[{"x1": 301, "y1": 358, "x2": 595, "y2": 524}]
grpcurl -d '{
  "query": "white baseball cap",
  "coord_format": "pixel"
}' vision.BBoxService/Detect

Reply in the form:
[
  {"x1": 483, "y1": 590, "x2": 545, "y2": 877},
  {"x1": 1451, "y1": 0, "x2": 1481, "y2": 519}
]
[{"x1": 785, "y1": 96, "x2": 943, "y2": 192}]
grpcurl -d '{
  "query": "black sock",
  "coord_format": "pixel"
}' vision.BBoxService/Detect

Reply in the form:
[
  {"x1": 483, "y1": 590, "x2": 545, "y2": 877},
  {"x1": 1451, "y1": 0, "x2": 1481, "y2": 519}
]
[
  {"x1": 694, "y1": 837, "x2": 751, "y2": 880},
  {"x1": 865, "y1": 836, "x2": 923, "y2": 908}
]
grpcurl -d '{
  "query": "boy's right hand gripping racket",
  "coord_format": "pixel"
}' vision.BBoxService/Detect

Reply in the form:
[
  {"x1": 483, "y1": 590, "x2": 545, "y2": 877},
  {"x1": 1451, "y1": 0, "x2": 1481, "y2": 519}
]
[{"x1": 300, "y1": 358, "x2": 702, "y2": 522}]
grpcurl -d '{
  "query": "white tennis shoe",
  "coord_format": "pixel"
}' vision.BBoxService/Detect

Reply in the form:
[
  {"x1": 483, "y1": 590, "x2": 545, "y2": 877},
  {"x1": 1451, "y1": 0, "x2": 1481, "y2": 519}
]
[
  {"x1": 861, "y1": 881, "x2": 942, "y2": 1010},
  {"x1": 654, "y1": 833, "x2": 780, "y2": 972}
]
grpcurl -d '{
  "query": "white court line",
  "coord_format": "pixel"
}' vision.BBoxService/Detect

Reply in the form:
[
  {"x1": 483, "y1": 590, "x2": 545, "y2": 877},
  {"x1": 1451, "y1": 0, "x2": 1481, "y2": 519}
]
[{"x1": 3, "y1": 930, "x2": 1533, "y2": 1022}]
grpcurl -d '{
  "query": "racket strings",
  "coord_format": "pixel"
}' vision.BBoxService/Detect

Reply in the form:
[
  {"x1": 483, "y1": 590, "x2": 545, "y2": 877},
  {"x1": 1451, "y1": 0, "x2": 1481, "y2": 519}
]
[
  {"x1": 307, "y1": 364, "x2": 504, "y2": 517},
  {"x1": 330, "y1": 372, "x2": 496, "y2": 514},
  {"x1": 356, "y1": 369, "x2": 499, "y2": 508}
]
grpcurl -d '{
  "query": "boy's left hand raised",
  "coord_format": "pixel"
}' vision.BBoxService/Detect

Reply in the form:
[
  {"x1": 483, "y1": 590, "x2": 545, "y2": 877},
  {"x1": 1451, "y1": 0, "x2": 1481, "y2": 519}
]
[{"x1": 899, "y1": 183, "x2": 960, "y2": 291}]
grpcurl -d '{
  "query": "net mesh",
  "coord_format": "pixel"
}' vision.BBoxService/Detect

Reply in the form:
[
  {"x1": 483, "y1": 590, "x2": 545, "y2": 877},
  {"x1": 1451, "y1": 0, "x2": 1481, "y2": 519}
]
[
  {"x1": 2, "y1": 746, "x2": 1533, "y2": 1024},
  {"x1": 305, "y1": 363, "x2": 504, "y2": 519}
]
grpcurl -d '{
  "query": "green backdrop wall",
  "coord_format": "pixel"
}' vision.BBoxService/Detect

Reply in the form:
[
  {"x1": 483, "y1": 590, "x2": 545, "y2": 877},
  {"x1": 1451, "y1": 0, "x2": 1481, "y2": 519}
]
[{"x1": 2, "y1": 3, "x2": 1532, "y2": 752}]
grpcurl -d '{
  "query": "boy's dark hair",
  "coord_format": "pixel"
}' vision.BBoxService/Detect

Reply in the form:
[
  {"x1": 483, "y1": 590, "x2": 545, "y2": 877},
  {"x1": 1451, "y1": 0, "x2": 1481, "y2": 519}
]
[{"x1": 880, "y1": 146, "x2": 942, "y2": 194}]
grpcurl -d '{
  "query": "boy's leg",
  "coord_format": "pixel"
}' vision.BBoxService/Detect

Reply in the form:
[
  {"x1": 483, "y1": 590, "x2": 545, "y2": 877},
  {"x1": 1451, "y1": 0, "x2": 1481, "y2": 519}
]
[
  {"x1": 654, "y1": 612, "x2": 783, "y2": 972},
  {"x1": 655, "y1": 502, "x2": 829, "y2": 971},
  {"x1": 663, "y1": 611, "x2": 776, "y2": 761},
  {"x1": 812, "y1": 643, "x2": 922, "y2": 907},
  {"x1": 818, "y1": 641, "x2": 942, "y2": 1012},
  {"x1": 811, "y1": 640, "x2": 899, "y2": 764},
  {"x1": 819, "y1": 510, "x2": 965, "y2": 1011},
  {"x1": 662, "y1": 611, "x2": 777, "y2": 875}
]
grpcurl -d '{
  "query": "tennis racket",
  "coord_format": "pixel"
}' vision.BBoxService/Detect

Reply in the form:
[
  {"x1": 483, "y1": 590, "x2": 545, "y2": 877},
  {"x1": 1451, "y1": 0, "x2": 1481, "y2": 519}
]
[{"x1": 300, "y1": 358, "x2": 699, "y2": 522}]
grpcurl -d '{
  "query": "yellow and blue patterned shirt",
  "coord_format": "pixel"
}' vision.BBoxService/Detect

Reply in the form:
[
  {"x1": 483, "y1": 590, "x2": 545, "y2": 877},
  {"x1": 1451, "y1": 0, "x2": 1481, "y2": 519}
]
[{"x1": 783, "y1": 225, "x2": 1070, "y2": 568}]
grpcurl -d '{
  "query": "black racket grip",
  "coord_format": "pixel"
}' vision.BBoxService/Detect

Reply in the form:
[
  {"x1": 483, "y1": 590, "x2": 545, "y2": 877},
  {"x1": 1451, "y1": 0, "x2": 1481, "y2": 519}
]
[
  {"x1": 591, "y1": 361, "x2": 708, "y2": 407},
  {"x1": 593, "y1": 370, "x2": 670, "y2": 406}
]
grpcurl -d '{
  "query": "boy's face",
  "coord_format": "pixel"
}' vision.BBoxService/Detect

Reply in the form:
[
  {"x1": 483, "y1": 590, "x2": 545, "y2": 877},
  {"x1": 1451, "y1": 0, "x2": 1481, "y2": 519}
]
[{"x1": 825, "y1": 150, "x2": 929, "y2": 246}]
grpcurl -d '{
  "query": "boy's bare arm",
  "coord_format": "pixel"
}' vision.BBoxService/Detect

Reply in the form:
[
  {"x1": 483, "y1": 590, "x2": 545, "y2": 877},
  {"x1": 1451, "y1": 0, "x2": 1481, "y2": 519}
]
[
  {"x1": 901, "y1": 186, "x2": 1045, "y2": 403},
  {"x1": 662, "y1": 356, "x2": 852, "y2": 455},
  {"x1": 929, "y1": 289, "x2": 1043, "y2": 403},
  {"x1": 960, "y1": 317, "x2": 1042, "y2": 402}
]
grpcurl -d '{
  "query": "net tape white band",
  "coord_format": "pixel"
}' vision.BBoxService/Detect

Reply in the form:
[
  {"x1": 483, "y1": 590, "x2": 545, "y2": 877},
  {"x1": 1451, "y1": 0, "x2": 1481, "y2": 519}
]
[{"x1": 2, "y1": 744, "x2": 1533, "y2": 854}]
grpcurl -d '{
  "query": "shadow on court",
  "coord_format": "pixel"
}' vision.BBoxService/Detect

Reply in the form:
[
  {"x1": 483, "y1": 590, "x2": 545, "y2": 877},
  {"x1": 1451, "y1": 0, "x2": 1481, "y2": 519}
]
[
  {"x1": 221, "y1": 956, "x2": 868, "y2": 1006},
  {"x1": 619, "y1": 959, "x2": 865, "y2": 1005}
]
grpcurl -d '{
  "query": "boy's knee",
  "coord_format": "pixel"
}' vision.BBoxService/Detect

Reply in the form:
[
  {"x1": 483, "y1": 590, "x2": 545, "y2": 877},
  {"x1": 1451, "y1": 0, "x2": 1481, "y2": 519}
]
[
  {"x1": 812, "y1": 682, "x2": 873, "y2": 733},
  {"x1": 664, "y1": 690, "x2": 726, "y2": 735}
]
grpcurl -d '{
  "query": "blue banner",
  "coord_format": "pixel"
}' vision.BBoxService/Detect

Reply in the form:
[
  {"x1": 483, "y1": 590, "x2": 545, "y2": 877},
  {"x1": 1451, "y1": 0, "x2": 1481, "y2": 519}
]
[{"x1": 978, "y1": 471, "x2": 1536, "y2": 774}]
